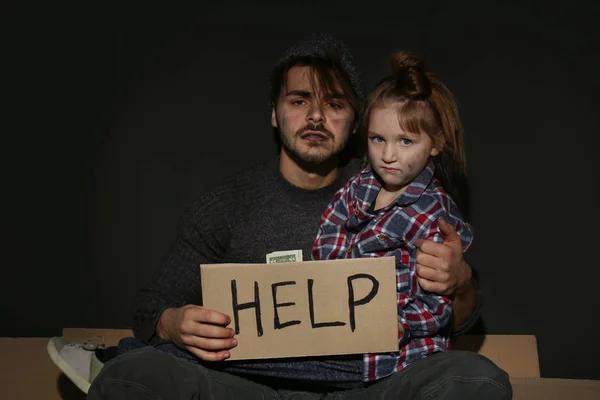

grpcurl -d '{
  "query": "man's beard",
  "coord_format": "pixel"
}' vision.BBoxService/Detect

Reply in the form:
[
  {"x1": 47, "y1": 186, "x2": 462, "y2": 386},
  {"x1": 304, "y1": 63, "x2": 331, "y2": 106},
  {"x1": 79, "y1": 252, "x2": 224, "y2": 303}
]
[{"x1": 279, "y1": 123, "x2": 344, "y2": 164}]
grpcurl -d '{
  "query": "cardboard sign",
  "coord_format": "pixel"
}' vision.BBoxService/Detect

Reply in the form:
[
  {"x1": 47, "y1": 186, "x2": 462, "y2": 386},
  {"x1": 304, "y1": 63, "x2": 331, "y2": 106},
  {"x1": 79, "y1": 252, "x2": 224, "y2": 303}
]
[{"x1": 201, "y1": 256, "x2": 399, "y2": 360}]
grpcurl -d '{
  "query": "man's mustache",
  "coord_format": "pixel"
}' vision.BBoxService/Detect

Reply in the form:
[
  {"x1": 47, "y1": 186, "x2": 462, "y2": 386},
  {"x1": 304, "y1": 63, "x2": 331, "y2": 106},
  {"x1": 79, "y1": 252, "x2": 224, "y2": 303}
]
[{"x1": 296, "y1": 124, "x2": 334, "y2": 140}]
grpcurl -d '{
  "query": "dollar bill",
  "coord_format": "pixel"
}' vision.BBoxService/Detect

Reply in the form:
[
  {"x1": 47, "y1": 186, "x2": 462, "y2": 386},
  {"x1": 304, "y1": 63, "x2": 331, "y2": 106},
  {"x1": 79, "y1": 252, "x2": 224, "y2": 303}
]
[{"x1": 266, "y1": 250, "x2": 303, "y2": 264}]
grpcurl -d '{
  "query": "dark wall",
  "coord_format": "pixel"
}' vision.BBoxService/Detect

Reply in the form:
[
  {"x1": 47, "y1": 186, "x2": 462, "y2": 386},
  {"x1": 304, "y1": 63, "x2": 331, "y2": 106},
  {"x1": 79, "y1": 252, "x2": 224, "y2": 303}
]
[{"x1": 5, "y1": 1, "x2": 600, "y2": 380}]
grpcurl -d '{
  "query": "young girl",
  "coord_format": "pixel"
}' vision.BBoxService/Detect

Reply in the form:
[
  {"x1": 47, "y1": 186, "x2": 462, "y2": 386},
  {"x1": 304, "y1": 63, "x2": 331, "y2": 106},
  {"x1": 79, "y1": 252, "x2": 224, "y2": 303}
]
[{"x1": 312, "y1": 51, "x2": 473, "y2": 382}]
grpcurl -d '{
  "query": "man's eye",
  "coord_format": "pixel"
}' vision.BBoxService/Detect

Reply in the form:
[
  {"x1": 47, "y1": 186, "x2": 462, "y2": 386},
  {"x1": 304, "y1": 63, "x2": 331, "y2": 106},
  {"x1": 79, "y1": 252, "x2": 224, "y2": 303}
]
[
  {"x1": 291, "y1": 99, "x2": 306, "y2": 106},
  {"x1": 401, "y1": 138, "x2": 413, "y2": 146},
  {"x1": 328, "y1": 102, "x2": 343, "y2": 109}
]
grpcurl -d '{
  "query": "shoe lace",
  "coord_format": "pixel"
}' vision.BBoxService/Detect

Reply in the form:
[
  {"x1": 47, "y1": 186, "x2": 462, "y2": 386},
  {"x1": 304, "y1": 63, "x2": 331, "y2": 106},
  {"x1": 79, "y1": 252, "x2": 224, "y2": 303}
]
[{"x1": 75, "y1": 336, "x2": 106, "y2": 351}]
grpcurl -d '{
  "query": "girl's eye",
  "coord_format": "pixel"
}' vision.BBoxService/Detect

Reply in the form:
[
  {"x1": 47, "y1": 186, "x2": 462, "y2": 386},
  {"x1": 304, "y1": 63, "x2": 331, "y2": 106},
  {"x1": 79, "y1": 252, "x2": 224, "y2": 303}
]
[
  {"x1": 401, "y1": 138, "x2": 413, "y2": 146},
  {"x1": 371, "y1": 136, "x2": 384, "y2": 143}
]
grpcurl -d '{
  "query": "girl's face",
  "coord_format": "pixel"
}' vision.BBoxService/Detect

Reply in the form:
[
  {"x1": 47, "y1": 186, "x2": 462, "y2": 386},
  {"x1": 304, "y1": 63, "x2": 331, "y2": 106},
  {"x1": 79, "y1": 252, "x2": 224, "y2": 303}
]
[{"x1": 367, "y1": 105, "x2": 441, "y2": 193}]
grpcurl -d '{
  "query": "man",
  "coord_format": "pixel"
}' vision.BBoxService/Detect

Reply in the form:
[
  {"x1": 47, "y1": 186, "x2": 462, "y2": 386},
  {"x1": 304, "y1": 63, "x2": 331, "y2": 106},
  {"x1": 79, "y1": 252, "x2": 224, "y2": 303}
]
[{"x1": 87, "y1": 33, "x2": 511, "y2": 399}]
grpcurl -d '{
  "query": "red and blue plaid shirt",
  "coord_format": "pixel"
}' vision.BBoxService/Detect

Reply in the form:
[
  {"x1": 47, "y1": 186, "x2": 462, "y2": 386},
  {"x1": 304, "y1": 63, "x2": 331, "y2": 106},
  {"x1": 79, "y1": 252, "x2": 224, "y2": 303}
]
[{"x1": 312, "y1": 161, "x2": 473, "y2": 382}]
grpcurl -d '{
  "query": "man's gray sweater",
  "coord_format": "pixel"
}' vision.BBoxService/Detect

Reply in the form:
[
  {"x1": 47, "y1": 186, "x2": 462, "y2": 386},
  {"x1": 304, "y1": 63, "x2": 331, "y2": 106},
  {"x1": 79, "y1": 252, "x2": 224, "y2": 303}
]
[{"x1": 132, "y1": 157, "x2": 366, "y2": 387}]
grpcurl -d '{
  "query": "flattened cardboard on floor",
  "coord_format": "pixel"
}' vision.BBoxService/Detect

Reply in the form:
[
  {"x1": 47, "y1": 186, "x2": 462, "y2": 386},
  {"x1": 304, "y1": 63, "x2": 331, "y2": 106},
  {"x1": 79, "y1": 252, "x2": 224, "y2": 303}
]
[{"x1": 201, "y1": 257, "x2": 399, "y2": 360}]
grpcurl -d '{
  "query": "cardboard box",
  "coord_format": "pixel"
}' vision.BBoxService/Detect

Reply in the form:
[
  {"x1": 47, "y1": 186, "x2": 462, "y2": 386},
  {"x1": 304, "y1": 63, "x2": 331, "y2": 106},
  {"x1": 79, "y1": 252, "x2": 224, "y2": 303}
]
[{"x1": 2, "y1": 330, "x2": 600, "y2": 399}]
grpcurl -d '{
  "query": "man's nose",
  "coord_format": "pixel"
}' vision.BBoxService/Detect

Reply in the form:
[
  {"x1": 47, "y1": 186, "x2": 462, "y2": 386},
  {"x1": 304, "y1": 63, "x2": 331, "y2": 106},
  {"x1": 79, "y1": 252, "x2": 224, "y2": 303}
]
[{"x1": 307, "y1": 101, "x2": 325, "y2": 124}]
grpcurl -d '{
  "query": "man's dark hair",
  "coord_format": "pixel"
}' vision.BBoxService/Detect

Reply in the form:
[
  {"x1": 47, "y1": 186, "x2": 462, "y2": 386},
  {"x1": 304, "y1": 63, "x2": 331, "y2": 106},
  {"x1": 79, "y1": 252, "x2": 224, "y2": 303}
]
[{"x1": 269, "y1": 33, "x2": 366, "y2": 128}]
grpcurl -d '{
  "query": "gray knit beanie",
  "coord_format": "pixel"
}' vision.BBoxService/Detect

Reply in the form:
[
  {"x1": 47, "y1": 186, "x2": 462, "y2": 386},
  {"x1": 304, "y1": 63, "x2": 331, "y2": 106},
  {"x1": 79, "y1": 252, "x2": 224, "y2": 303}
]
[{"x1": 269, "y1": 33, "x2": 366, "y2": 120}]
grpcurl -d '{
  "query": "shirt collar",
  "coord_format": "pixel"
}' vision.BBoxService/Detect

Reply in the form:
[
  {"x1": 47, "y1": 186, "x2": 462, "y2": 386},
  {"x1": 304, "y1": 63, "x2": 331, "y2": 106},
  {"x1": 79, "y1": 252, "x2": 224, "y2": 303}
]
[{"x1": 358, "y1": 160, "x2": 436, "y2": 208}]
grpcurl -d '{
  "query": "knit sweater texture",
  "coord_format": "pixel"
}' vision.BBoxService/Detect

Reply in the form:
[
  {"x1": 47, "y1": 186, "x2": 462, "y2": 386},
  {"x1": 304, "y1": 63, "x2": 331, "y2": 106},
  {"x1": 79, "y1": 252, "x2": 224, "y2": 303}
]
[{"x1": 132, "y1": 156, "x2": 366, "y2": 387}]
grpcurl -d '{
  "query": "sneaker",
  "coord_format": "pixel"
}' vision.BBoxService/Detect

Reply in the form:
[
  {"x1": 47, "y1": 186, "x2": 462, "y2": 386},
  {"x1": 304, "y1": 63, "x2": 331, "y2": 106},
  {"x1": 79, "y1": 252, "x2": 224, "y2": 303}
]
[{"x1": 46, "y1": 336, "x2": 106, "y2": 394}]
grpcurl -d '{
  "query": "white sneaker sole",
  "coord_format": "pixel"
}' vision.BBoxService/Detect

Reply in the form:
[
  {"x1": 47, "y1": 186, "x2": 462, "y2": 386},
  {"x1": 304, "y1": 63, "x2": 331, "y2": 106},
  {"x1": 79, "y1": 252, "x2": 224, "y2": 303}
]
[{"x1": 46, "y1": 337, "x2": 91, "y2": 394}]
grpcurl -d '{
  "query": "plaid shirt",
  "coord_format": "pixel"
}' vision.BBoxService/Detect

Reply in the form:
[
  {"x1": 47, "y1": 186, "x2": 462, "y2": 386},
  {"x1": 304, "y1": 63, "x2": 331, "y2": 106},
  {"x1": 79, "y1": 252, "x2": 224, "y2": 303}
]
[{"x1": 312, "y1": 161, "x2": 473, "y2": 382}]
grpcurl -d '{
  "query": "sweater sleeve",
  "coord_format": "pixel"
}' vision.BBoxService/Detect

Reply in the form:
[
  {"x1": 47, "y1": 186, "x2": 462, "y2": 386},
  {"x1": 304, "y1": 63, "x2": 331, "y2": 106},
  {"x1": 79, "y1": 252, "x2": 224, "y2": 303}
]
[
  {"x1": 132, "y1": 190, "x2": 230, "y2": 343},
  {"x1": 451, "y1": 271, "x2": 482, "y2": 337}
]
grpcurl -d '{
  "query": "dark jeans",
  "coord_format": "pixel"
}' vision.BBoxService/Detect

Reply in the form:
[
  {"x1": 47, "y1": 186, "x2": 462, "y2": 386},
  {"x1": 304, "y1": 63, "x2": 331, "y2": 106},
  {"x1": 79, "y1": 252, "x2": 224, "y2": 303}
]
[{"x1": 88, "y1": 348, "x2": 511, "y2": 399}]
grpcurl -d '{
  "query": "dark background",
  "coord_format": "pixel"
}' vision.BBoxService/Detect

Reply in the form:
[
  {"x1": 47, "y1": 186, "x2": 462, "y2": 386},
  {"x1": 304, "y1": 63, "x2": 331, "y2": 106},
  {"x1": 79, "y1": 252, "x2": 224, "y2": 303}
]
[{"x1": 5, "y1": 0, "x2": 600, "y2": 380}]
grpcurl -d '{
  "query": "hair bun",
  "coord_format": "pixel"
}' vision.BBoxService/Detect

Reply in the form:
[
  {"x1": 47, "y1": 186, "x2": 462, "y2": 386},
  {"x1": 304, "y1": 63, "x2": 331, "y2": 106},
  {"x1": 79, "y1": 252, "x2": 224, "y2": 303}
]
[{"x1": 389, "y1": 51, "x2": 431, "y2": 99}]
